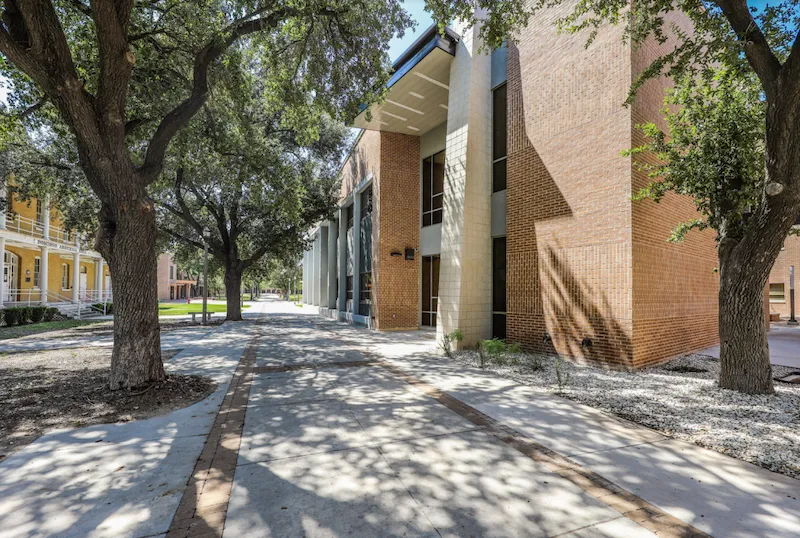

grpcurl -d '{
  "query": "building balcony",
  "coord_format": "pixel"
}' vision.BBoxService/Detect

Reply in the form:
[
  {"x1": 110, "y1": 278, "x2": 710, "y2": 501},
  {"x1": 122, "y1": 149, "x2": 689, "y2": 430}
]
[{"x1": 2, "y1": 213, "x2": 94, "y2": 253}]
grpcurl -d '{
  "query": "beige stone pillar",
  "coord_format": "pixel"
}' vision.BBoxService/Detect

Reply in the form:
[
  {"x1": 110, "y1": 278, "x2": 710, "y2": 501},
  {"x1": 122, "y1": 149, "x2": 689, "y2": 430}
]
[{"x1": 436, "y1": 12, "x2": 494, "y2": 348}]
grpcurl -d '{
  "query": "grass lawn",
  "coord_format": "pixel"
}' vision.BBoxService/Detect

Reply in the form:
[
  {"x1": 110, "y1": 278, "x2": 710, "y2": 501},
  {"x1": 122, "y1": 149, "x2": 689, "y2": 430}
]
[
  {"x1": 158, "y1": 302, "x2": 250, "y2": 316},
  {"x1": 0, "y1": 320, "x2": 103, "y2": 340}
]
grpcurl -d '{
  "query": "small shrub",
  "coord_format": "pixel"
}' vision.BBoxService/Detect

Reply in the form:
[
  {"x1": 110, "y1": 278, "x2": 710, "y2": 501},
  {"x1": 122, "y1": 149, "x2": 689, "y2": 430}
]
[
  {"x1": 554, "y1": 355, "x2": 570, "y2": 393},
  {"x1": 18, "y1": 307, "x2": 32, "y2": 324},
  {"x1": 481, "y1": 338, "x2": 506, "y2": 355},
  {"x1": 440, "y1": 328, "x2": 464, "y2": 358},
  {"x1": 44, "y1": 307, "x2": 58, "y2": 322},
  {"x1": 0, "y1": 309, "x2": 4, "y2": 327},
  {"x1": 507, "y1": 342, "x2": 522, "y2": 354},
  {"x1": 477, "y1": 342, "x2": 489, "y2": 368},
  {"x1": 30, "y1": 306, "x2": 46, "y2": 323},
  {"x1": 4, "y1": 308, "x2": 21, "y2": 327}
]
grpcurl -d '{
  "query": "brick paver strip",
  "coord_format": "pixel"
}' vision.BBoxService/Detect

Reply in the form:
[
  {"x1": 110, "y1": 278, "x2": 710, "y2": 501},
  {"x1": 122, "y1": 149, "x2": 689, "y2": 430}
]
[
  {"x1": 166, "y1": 326, "x2": 261, "y2": 538},
  {"x1": 253, "y1": 359, "x2": 377, "y2": 374},
  {"x1": 372, "y1": 357, "x2": 713, "y2": 538}
]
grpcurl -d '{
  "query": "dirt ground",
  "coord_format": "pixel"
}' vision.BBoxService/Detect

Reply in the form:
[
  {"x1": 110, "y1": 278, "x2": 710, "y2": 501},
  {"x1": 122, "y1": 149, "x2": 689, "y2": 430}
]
[
  {"x1": 1, "y1": 318, "x2": 224, "y2": 345},
  {"x1": 0, "y1": 346, "x2": 216, "y2": 461}
]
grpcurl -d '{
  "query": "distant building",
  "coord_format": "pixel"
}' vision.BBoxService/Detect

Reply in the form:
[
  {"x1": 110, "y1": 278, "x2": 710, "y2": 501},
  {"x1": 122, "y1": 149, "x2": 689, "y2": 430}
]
[
  {"x1": 2, "y1": 184, "x2": 111, "y2": 313},
  {"x1": 769, "y1": 234, "x2": 800, "y2": 320},
  {"x1": 156, "y1": 253, "x2": 197, "y2": 301}
]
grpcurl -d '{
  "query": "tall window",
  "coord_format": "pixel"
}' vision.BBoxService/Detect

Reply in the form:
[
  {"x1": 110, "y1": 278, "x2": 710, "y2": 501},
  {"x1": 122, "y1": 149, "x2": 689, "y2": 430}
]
[
  {"x1": 61, "y1": 263, "x2": 70, "y2": 290},
  {"x1": 35, "y1": 199, "x2": 44, "y2": 223},
  {"x1": 422, "y1": 150, "x2": 445, "y2": 226},
  {"x1": 346, "y1": 203, "x2": 355, "y2": 311},
  {"x1": 770, "y1": 283, "x2": 786, "y2": 303},
  {"x1": 492, "y1": 237, "x2": 507, "y2": 338},
  {"x1": 422, "y1": 255, "x2": 440, "y2": 327},
  {"x1": 170, "y1": 266, "x2": 174, "y2": 280},
  {"x1": 492, "y1": 83, "x2": 507, "y2": 192},
  {"x1": 359, "y1": 186, "x2": 373, "y2": 316},
  {"x1": 33, "y1": 257, "x2": 40, "y2": 288}
]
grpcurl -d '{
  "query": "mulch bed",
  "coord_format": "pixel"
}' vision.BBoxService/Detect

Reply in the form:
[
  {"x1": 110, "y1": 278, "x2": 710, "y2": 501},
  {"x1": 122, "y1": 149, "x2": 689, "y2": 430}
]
[{"x1": 0, "y1": 347, "x2": 216, "y2": 461}]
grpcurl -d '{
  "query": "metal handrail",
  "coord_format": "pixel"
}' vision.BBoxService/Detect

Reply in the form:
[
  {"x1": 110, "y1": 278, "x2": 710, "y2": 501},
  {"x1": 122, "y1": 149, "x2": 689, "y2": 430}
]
[{"x1": 2, "y1": 288, "x2": 44, "y2": 305}]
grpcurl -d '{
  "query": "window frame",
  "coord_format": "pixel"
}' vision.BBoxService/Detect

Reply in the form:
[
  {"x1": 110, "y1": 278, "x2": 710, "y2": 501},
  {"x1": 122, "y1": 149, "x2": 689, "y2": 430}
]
[
  {"x1": 492, "y1": 82, "x2": 508, "y2": 193},
  {"x1": 769, "y1": 282, "x2": 786, "y2": 303},
  {"x1": 421, "y1": 150, "x2": 445, "y2": 227},
  {"x1": 61, "y1": 263, "x2": 70, "y2": 290},
  {"x1": 33, "y1": 257, "x2": 41, "y2": 288}
]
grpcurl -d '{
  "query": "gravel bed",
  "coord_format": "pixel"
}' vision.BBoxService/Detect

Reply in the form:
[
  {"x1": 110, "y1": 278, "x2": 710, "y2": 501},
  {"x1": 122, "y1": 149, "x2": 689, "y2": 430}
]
[{"x1": 451, "y1": 350, "x2": 800, "y2": 479}]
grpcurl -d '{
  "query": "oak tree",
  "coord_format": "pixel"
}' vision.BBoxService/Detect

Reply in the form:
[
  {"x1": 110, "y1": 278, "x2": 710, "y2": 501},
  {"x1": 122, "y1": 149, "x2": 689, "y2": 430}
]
[{"x1": 0, "y1": 0, "x2": 411, "y2": 388}]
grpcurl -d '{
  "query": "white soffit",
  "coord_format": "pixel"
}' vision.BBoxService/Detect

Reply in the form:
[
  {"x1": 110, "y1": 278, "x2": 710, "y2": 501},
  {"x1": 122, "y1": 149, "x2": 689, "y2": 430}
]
[{"x1": 353, "y1": 47, "x2": 452, "y2": 136}]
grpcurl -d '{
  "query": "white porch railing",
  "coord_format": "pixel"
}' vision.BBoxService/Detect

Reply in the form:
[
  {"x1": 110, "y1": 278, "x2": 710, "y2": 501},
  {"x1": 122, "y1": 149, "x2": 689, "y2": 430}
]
[
  {"x1": 4, "y1": 214, "x2": 90, "y2": 249},
  {"x1": 4, "y1": 214, "x2": 45, "y2": 239},
  {"x1": 2, "y1": 288, "x2": 44, "y2": 305}
]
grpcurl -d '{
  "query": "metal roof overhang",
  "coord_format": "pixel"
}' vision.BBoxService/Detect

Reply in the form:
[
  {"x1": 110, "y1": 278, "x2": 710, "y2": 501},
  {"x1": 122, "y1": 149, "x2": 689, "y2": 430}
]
[{"x1": 353, "y1": 26, "x2": 457, "y2": 136}]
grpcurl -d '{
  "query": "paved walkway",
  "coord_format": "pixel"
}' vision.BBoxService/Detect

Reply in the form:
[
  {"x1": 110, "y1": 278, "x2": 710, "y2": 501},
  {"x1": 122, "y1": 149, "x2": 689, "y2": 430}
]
[
  {"x1": 1, "y1": 298, "x2": 798, "y2": 537},
  {"x1": 700, "y1": 323, "x2": 800, "y2": 369}
]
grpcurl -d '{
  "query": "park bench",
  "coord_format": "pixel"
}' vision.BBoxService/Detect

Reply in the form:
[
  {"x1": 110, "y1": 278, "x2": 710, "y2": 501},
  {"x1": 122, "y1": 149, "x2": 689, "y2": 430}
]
[{"x1": 190, "y1": 312, "x2": 214, "y2": 323}]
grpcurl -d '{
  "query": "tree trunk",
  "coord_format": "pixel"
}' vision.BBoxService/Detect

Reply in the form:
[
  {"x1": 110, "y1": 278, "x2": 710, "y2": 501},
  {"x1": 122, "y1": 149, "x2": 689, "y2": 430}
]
[
  {"x1": 102, "y1": 193, "x2": 164, "y2": 389},
  {"x1": 718, "y1": 257, "x2": 773, "y2": 394},
  {"x1": 225, "y1": 267, "x2": 243, "y2": 321}
]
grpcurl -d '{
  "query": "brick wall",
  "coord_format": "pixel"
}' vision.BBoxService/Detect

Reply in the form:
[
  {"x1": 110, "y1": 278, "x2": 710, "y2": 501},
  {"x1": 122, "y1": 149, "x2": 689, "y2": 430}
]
[
  {"x1": 506, "y1": 3, "x2": 635, "y2": 368},
  {"x1": 769, "y1": 235, "x2": 800, "y2": 319},
  {"x1": 630, "y1": 11, "x2": 720, "y2": 367},
  {"x1": 506, "y1": 5, "x2": 719, "y2": 369},
  {"x1": 339, "y1": 130, "x2": 420, "y2": 330},
  {"x1": 376, "y1": 133, "x2": 420, "y2": 329}
]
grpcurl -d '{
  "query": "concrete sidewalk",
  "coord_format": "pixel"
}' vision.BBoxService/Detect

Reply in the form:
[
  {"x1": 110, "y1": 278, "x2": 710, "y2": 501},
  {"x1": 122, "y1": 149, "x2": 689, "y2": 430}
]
[
  {"x1": 312, "y1": 314, "x2": 800, "y2": 538},
  {"x1": 0, "y1": 305, "x2": 269, "y2": 538},
  {"x1": 700, "y1": 323, "x2": 800, "y2": 369}
]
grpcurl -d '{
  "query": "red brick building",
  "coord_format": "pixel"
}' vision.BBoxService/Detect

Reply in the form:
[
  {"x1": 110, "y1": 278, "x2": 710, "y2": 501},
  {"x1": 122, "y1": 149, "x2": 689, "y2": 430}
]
[
  {"x1": 769, "y1": 235, "x2": 800, "y2": 321},
  {"x1": 303, "y1": 9, "x2": 720, "y2": 370}
]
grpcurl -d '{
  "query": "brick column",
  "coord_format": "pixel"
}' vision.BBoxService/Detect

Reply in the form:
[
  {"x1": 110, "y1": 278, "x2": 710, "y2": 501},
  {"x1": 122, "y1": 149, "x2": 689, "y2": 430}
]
[
  {"x1": 40, "y1": 246, "x2": 49, "y2": 304},
  {"x1": 337, "y1": 208, "x2": 347, "y2": 313},
  {"x1": 327, "y1": 220, "x2": 338, "y2": 309},
  {"x1": 436, "y1": 13, "x2": 494, "y2": 348}
]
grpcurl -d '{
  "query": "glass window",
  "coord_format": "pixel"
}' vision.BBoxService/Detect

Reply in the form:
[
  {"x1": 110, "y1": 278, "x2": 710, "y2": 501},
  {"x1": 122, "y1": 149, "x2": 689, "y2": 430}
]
[
  {"x1": 61, "y1": 264, "x2": 69, "y2": 289},
  {"x1": 421, "y1": 255, "x2": 440, "y2": 327},
  {"x1": 770, "y1": 283, "x2": 786, "y2": 303},
  {"x1": 492, "y1": 83, "x2": 508, "y2": 193},
  {"x1": 346, "y1": 205, "x2": 354, "y2": 229},
  {"x1": 170, "y1": 266, "x2": 174, "y2": 280},
  {"x1": 422, "y1": 150, "x2": 445, "y2": 227},
  {"x1": 359, "y1": 272, "x2": 372, "y2": 316},
  {"x1": 33, "y1": 257, "x2": 40, "y2": 288},
  {"x1": 35, "y1": 199, "x2": 44, "y2": 223},
  {"x1": 492, "y1": 237, "x2": 507, "y2": 339}
]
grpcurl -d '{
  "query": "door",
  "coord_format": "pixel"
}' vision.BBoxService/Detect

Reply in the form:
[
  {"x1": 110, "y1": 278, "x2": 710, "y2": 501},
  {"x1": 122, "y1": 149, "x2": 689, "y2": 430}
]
[
  {"x1": 3, "y1": 251, "x2": 18, "y2": 302},
  {"x1": 421, "y1": 255, "x2": 440, "y2": 327},
  {"x1": 79, "y1": 268, "x2": 88, "y2": 299}
]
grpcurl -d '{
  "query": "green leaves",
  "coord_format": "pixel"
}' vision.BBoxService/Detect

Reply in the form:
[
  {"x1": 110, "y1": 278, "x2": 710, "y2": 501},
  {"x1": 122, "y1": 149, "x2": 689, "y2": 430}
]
[{"x1": 629, "y1": 66, "x2": 766, "y2": 243}]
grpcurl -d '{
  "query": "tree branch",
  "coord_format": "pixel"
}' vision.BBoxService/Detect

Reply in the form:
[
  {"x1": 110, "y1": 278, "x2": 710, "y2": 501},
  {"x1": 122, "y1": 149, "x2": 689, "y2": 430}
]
[
  {"x1": 137, "y1": 8, "x2": 292, "y2": 184},
  {"x1": 714, "y1": 0, "x2": 782, "y2": 99},
  {"x1": 160, "y1": 226, "x2": 204, "y2": 250}
]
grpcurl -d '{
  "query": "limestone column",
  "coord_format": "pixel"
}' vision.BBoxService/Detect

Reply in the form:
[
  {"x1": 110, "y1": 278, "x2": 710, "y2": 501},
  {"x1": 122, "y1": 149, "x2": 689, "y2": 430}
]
[
  {"x1": 0, "y1": 237, "x2": 6, "y2": 305},
  {"x1": 337, "y1": 208, "x2": 347, "y2": 313},
  {"x1": 303, "y1": 250, "x2": 309, "y2": 304},
  {"x1": 94, "y1": 258, "x2": 103, "y2": 299},
  {"x1": 72, "y1": 252, "x2": 80, "y2": 302},
  {"x1": 318, "y1": 226, "x2": 329, "y2": 308},
  {"x1": 436, "y1": 12, "x2": 494, "y2": 347},
  {"x1": 311, "y1": 232, "x2": 319, "y2": 306},
  {"x1": 327, "y1": 220, "x2": 338, "y2": 309},
  {"x1": 352, "y1": 193, "x2": 362, "y2": 315},
  {"x1": 40, "y1": 246, "x2": 49, "y2": 304}
]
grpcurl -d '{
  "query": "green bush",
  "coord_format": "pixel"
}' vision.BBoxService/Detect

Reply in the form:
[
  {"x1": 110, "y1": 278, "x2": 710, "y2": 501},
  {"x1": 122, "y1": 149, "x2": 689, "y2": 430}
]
[
  {"x1": 92, "y1": 302, "x2": 113, "y2": 314},
  {"x1": 480, "y1": 338, "x2": 506, "y2": 355},
  {"x1": 4, "y1": 308, "x2": 21, "y2": 326},
  {"x1": 30, "y1": 306, "x2": 46, "y2": 323},
  {"x1": 44, "y1": 307, "x2": 58, "y2": 322},
  {"x1": 507, "y1": 342, "x2": 522, "y2": 354},
  {"x1": 0, "y1": 309, "x2": 4, "y2": 327},
  {"x1": 18, "y1": 306, "x2": 32, "y2": 324}
]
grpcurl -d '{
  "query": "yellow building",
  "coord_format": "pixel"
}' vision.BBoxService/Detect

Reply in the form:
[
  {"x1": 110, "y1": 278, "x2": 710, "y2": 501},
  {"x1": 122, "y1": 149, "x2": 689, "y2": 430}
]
[{"x1": 1, "y1": 182, "x2": 111, "y2": 313}]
